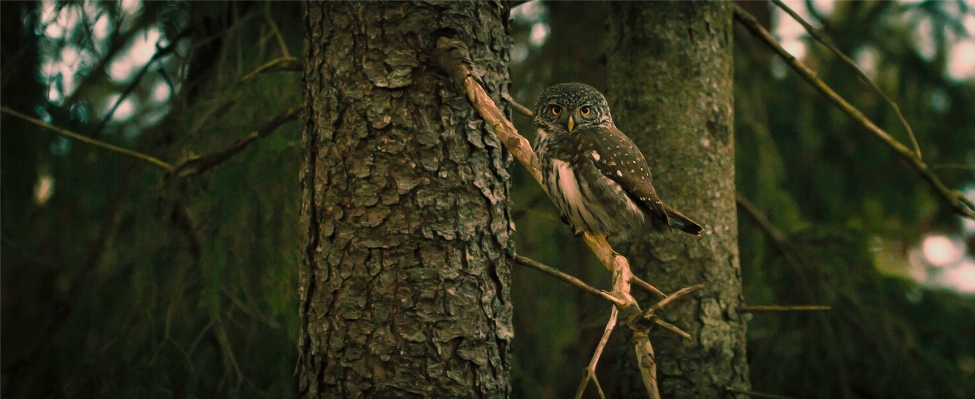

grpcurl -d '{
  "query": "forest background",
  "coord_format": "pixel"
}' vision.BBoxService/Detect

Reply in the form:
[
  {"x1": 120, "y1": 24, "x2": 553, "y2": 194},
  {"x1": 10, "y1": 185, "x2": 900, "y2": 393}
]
[{"x1": 2, "y1": 1, "x2": 974, "y2": 398}]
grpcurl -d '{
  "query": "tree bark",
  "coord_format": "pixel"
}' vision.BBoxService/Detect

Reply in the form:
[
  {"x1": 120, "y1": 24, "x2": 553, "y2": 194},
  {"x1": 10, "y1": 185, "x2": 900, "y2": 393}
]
[
  {"x1": 606, "y1": 2, "x2": 751, "y2": 397},
  {"x1": 299, "y1": 2, "x2": 513, "y2": 398}
]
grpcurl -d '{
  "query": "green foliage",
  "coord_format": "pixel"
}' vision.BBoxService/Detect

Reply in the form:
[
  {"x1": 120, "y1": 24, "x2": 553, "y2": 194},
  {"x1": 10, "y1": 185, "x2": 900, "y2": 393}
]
[{"x1": 2, "y1": 2, "x2": 303, "y2": 397}]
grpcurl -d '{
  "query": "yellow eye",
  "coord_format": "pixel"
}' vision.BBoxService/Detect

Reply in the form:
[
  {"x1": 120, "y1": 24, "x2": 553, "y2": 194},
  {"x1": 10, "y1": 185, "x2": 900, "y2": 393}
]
[
  {"x1": 550, "y1": 105, "x2": 562, "y2": 116},
  {"x1": 580, "y1": 106, "x2": 591, "y2": 117}
]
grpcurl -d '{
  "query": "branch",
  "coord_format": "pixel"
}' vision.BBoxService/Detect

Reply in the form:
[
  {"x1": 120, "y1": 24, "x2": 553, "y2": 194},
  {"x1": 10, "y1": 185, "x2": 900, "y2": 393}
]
[
  {"x1": 733, "y1": 5, "x2": 975, "y2": 219},
  {"x1": 241, "y1": 57, "x2": 302, "y2": 81},
  {"x1": 574, "y1": 307, "x2": 617, "y2": 399},
  {"x1": 171, "y1": 106, "x2": 300, "y2": 178},
  {"x1": 770, "y1": 0, "x2": 922, "y2": 160},
  {"x1": 740, "y1": 305, "x2": 831, "y2": 313},
  {"x1": 92, "y1": 29, "x2": 191, "y2": 138},
  {"x1": 1, "y1": 106, "x2": 175, "y2": 172},
  {"x1": 513, "y1": 254, "x2": 624, "y2": 307}
]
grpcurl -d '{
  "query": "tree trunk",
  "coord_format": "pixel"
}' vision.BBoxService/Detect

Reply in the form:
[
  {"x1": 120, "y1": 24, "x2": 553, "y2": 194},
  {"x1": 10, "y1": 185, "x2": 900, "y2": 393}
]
[
  {"x1": 606, "y1": 2, "x2": 751, "y2": 397},
  {"x1": 299, "y1": 2, "x2": 513, "y2": 398}
]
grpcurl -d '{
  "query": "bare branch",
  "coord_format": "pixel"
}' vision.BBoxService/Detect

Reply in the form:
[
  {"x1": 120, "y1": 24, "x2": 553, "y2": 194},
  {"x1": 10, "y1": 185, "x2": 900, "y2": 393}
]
[
  {"x1": 513, "y1": 254, "x2": 625, "y2": 307},
  {"x1": 241, "y1": 57, "x2": 302, "y2": 81},
  {"x1": 733, "y1": 4, "x2": 975, "y2": 219},
  {"x1": 1, "y1": 107, "x2": 175, "y2": 172},
  {"x1": 740, "y1": 305, "x2": 831, "y2": 313},
  {"x1": 643, "y1": 284, "x2": 706, "y2": 319},
  {"x1": 574, "y1": 307, "x2": 617, "y2": 399},
  {"x1": 502, "y1": 92, "x2": 534, "y2": 118},
  {"x1": 264, "y1": 1, "x2": 292, "y2": 59},
  {"x1": 770, "y1": 0, "x2": 922, "y2": 160}
]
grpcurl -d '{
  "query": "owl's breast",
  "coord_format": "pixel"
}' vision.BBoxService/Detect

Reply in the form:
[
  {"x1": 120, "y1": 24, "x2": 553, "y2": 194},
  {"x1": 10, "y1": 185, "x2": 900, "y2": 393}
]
[{"x1": 542, "y1": 154, "x2": 646, "y2": 241}]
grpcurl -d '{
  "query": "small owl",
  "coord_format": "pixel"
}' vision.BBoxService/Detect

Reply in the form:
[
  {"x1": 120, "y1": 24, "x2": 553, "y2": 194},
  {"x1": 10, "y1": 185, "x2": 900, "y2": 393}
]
[{"x1": 533, "y1": 82, "x2": 702, "y2": 243}]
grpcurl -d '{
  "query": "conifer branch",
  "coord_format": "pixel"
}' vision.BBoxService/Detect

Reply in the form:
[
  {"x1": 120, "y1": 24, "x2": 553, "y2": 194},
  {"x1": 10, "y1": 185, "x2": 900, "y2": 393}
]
[
  {"x1": 770, "y1": 0, "x2": 922, "y2": 161},
  {"x1": 1, "y1": 106, "x2": 175, "y2": 171},
  {"x1": 733, "y1": 4, "x2": 975, "y2": 219}
]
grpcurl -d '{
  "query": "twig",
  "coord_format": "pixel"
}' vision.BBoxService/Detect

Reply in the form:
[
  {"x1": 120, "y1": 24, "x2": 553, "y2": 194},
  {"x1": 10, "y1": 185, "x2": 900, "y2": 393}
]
[
  {"x1": 1, "y1": 106, "x2": 175, "y2": 172},
  {"x1": 770, "y1": 0, "x2": 922, "y2": 160},
  {"x1": 514, "y1": 255, "x2": 624, "y2": 307},
  {"x1": 264, "y1": 1, "x2": 292, "y2": 59},
  {"x1": 652, "y1": 319, "x2": 691, "y2": 340},
  {"x1": 733, "y1": 5, "x2": 975, "y2": 219},
  {"x1": 574, "y1": 307, "x2": 617, "y2": 399},
  {"x1": 91, "y1": 29, "x2": 191, "y2": 138},
  {"x1": 171, "y1": 106, "x2": 300, "y2": 178},
  {"x1": 727, "y1": 388, "x2": 798, "y2": 399},
  {"x1": 630, "y1": 276, "x2": 667, "y2": 299},
  {"x1": 502, "y1": 92, "x2": 534, "y2": 117},
  {"x1": 740, "y1": 305, "x2": 831, "y2": 313},
  {"x1": 643, "y1": 284, "x2": 706, "y2": 319},
  {"x1": 241, "y1": 57, "x2": 302, "y2": 81}
]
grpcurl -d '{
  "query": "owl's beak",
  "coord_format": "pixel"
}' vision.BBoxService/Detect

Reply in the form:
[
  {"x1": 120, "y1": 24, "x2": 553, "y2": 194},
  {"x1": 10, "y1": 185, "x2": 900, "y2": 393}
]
[{"x1": 567, "y1": 115, "x2": 575, "y2": 132}]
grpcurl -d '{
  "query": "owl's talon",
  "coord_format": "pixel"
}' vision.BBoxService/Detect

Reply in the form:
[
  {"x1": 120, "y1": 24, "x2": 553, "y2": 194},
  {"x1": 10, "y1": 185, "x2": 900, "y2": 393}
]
[{"x1": 560, "y1": 214, "x2": 570, "y2": 226}]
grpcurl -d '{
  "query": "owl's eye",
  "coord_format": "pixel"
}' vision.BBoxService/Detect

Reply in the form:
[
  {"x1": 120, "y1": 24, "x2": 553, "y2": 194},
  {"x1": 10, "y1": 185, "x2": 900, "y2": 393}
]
[
  {"x1": 580, "y1": 106, "x2": 592, "y2": 117},
  {"x1": 550, "y1": 105, "x2": 562, "y2": 116}
]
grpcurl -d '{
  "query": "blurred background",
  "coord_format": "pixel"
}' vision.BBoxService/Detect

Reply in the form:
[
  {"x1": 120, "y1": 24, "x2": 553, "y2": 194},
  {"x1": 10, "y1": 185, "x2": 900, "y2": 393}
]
[{"x1": 2, "y1": 1, "x2": 974, "y2": 398}]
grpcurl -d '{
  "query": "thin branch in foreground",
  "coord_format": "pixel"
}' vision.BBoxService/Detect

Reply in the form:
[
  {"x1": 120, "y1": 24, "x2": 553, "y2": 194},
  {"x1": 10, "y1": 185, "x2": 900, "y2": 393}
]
[
  {"x1": 770, "y1": 0, "x2": 922, "y2": 160},
  {"x1": 740, "y1": 305, "x2": 831, "y2": 313},
  {"x1": 733, "y1": 5, "x2": 975, "y2": 219},
  {"x1": 502, "y1": 92, "x2": 534, "y2": 118},
  {"x1": 513, "y1": 254, "x2": 625, "y2": 307},
  {"x1": 574, "y1": 307, "x2": 617, "y2": 399},
  {"x1": 1, "y1": 107, "x2": 175, "y2": 172}
]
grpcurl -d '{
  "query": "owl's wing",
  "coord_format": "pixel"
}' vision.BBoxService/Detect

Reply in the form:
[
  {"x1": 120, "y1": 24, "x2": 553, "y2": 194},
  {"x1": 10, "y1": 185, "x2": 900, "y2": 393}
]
[{"x1": 570, "y1": 125, "x2": 670, "y2": 225}]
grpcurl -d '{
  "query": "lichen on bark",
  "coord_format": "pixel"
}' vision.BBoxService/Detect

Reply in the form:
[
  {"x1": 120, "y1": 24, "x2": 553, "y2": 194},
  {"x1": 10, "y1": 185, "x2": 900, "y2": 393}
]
[{"x1": 299, "y1": 2, "x2": 514, "y2": 397}]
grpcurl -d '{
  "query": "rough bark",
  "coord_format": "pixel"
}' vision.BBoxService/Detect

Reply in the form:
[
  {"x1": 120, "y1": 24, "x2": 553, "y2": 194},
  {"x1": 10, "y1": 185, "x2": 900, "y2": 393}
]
[
  {"x1": 606, "y1": 2, "x2": 751, "y2": 398},
  {"x1": 299, "y1": 2, "x2": 513, "y2": 398}
]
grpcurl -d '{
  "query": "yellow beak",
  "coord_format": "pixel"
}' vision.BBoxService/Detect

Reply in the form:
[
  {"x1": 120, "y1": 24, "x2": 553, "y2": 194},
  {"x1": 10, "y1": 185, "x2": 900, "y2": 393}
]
[{"x1": 567, "y1": 115, "x2": 574, "y2": 132}]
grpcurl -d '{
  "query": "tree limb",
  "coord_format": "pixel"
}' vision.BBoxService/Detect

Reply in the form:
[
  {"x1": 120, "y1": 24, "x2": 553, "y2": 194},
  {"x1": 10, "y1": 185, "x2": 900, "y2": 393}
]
[
  {"x1": 733, "y1": 4, "x2": 975, "y2": 219},
  {"x1": 770, "y1": 0, "x2": 922, "y2": 160},
  {"x1": 1, "y1": 106, "x2": 175, "y2": 171}
]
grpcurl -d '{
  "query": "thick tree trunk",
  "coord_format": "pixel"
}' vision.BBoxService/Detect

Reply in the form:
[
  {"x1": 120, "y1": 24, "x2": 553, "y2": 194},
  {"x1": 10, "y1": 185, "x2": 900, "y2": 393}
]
[
  {"x1": 299, "y1": 2, "x2": 513, "y2": 398},
  {"x1": 606, "y1": 2, "x2": 751, "y2": 397}
]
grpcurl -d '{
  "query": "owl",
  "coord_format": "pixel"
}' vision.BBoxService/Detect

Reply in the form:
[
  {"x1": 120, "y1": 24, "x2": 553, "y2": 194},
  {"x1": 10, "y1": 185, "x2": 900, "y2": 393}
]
[{"x1": 533, "y1": 83, "x2": 702, "y2": 243}]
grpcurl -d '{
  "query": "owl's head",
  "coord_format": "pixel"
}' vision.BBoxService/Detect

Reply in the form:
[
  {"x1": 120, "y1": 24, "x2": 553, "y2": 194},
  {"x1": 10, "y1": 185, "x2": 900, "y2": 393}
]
[{"x1": 533, "y1": 83, "x2": 613, "y2": 135}]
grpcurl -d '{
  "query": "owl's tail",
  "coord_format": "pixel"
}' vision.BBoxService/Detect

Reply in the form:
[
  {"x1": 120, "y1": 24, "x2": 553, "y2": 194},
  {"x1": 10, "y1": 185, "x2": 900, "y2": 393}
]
[{"x1": 663, "y1": 204, "x2": 703, "y2": 235}]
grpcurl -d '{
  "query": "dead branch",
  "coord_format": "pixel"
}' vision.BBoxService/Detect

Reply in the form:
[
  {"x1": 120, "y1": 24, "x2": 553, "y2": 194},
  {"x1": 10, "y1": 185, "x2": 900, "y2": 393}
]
[
  {"x1": 241, "y1": 57, "x2": 302, "y2": 81},
  {"x1": 574, "y1": 307, "x2": 617, "y2": 399},
  {"x1": 514, "y1": 254, "x2": 624, "y2": 307},
  {"x1": 435, "y1": 36, "x2": 703, "y2": 399},
  {"x1": 733, "y1": 4, "x2": 975, "y2": 219}
]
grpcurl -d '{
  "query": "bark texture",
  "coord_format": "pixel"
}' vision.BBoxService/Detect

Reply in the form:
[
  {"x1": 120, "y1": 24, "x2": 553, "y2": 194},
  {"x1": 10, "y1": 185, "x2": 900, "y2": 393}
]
[
  {"x1": 606, "y1": 2, "x2": 751, "y2": 397},
  {"x1": 299, "y1": 2, "x2": 513, "y2": 398}
]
